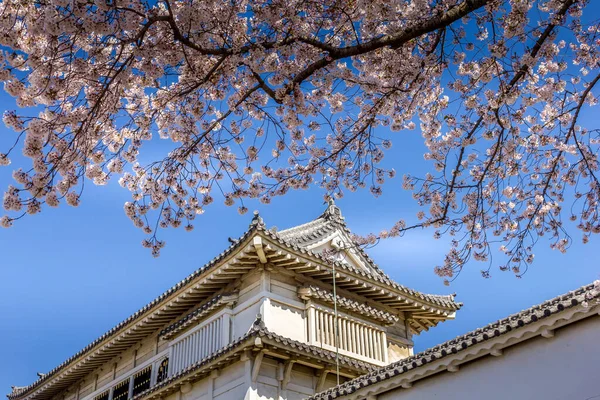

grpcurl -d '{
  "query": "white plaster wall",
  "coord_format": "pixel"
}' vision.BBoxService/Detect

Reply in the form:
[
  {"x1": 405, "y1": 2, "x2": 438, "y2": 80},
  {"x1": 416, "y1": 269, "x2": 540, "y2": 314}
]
[
  {"x1": 378, "y1": 316, "x2": 600, "y2": 400},
  {"x1": 265, "y1": 299, "x2": 307, "y2": 342},
  {"x1": 270, "y1": 277, "x2": 298, "y2": 300},
  {"x1": 255, "y1": 357, "x2": 280, "y2": 400},
  {"x1": 238, "y1": 277, "x2": 262, "y2": 304},
  {"x1": 213, "y1": 362, "x2": 246, "y2": 400},
  {"x1": 232, "y1": 300, "x2": 263, "y2": 339}
]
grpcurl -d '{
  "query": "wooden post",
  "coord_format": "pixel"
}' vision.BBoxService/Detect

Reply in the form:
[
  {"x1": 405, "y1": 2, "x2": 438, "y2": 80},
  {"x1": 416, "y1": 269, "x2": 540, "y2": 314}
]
[
  {"x1": 307, "y1": 304, "x2": 316, "y2": 344},
  {"x1": 381, "y1": 331, "x2": 388, "y2": 363},
  {"x1": 222, "y1": 310, "x2": 231, "y2": 346},
  {"x1": 167, "y1": 345, "x2": 174, "y2": 377},
  {"x1": 127, "y1": 376, "x2": 135, "y2": 400},
  {"x1": 251, "y1": 351, "x2": 265, "y2": 383}
]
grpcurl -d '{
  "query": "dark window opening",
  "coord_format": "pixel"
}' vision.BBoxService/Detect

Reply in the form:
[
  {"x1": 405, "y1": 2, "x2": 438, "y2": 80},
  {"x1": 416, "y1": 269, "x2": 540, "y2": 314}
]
[
  {"x1": 94, "y1": 391, "x2": 109, "y2": 400},
  {"x1": 112, "y1": 379, "x2": 130, "y2": 400},
  {"x1": 132, "y1": 366, "x2": 152, "y2": 397},
  {"x1": 156, "y1": 358, "x2": 169, "y2": 383}
]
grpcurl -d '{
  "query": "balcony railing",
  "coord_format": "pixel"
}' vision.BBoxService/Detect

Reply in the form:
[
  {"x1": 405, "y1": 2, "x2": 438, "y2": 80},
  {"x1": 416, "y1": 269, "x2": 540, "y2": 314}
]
[
  {"x1": 308, "y1": 305, "x2": 387, "y2": 365},
  {"x1": 168, "y1": 312, "x2": 229, "y2": 376},
  {"x1": 84, "y1": 352, "x2": 169, "y2": 400}
]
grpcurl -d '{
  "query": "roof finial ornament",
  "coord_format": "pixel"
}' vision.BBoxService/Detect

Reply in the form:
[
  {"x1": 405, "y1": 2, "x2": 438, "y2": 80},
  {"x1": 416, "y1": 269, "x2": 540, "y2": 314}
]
[
  {"x1": 250, "y1": 210, "x2": 265, "y2": 228},
  {"x1": 324, "y1": 196, "x2": 343, "y2": 221},
  {"x1": 252, "y1": 313, "x2": 265, "y2": 329}
]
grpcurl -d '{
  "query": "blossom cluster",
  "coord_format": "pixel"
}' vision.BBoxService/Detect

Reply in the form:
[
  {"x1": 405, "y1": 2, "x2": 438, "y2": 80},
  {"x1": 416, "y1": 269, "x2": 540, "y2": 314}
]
[{"x1": 0, "y1": 0, "x2": 598, "y2": 272}]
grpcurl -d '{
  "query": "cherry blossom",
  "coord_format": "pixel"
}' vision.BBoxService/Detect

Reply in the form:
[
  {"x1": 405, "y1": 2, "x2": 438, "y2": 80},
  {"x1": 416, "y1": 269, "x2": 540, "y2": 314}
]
[{"x1": 0, "y1": 0, "x2": 598, "y2": 276}]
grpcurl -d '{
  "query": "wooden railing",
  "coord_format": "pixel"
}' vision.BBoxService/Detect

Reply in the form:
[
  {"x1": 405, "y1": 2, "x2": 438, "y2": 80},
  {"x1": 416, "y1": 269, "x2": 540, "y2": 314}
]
[
  {"x1": 84, "y1": 353, "x2": 168, "y2": 400},
  {"x1": 168, "y1": 312, "x2": 230, "y2": 376},
  {"x1": 309, "y1": 306, "x2": 387, "y2": 365}
]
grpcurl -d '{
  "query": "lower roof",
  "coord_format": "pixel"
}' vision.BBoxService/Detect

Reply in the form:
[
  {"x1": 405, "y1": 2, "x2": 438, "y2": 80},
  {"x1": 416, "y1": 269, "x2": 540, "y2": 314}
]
[
  {"x1": 308, "y1": 281, "x2": 600, "y2": 399},
  {"x1": 133, "y1": 317, "x2": 377, "y2": 400}
]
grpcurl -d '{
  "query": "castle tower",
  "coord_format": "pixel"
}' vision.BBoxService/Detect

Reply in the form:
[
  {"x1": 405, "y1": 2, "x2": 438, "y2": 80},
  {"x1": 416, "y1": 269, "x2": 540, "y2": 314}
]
[{"x1": 8, "y1": 203, "x2": 461, "y2": 400}]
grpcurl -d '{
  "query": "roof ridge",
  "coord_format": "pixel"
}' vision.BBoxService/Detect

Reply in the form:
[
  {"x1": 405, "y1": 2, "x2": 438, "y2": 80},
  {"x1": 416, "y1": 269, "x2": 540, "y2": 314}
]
[
  {"x1": 279, "y1": 199, "x2": 346, "y2": 235},
  {"x1": 277, "y1": 217, "x2": 327, "y2": 235}
]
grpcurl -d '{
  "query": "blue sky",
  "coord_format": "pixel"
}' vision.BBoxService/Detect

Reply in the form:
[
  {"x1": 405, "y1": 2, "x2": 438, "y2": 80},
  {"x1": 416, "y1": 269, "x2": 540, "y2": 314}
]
[
  {"x1": 1, "y1": 6, "x2": 600, "y2": 395},
  {"x1": 1, "y1": 106, "x2": 598, "y2": 395}
]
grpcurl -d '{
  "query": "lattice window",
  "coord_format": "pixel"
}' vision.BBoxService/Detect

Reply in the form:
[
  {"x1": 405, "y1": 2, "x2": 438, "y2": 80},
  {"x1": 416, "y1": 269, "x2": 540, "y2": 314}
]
[
  {"x1": 132, "y1": 366, "x2": 152, "y2": 397},
  {"x1": 156, "y1": 358, "x2": 169, "y2": 383},
  {"x1": 112, "y1": 379, "x2": 130, "y2": 400},
  {"x1": 94, "y1": 391, "x2": 109, "y2": 400}
]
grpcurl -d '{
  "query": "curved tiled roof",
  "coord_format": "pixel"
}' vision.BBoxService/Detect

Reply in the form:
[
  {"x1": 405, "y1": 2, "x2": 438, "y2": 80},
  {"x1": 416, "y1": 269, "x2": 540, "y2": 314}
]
[
  {"x1": 159, "y1": 293, "x2": 238, "y2": 340},
  {"x1": 308, "y1": 281, "x2": 600, "y2": 399}
]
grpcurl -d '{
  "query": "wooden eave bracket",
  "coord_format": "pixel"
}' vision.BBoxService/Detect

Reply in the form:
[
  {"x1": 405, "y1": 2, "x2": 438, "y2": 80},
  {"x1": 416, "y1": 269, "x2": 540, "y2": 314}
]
[
  {"x1": 251, "y1": 351, "x2": 266, "y2": 383},
  {"x1": 281, "y1": 361, "x2": 295, "y2": 390},
  {"x1": 179, "y1": 383, "x2": 192, "y2": 394},
  {"x1": 253, "y1": 237, "x2": 268, "y2": 264},
  {"x1": 316, "y1": 370, "x2": 330, "y2": 393}
]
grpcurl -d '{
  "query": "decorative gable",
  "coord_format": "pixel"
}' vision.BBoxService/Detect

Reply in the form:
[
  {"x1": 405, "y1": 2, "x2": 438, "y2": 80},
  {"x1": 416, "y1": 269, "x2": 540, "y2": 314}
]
[{"x1": 277, "y1": 200, "x2": 381, "y2": 276}]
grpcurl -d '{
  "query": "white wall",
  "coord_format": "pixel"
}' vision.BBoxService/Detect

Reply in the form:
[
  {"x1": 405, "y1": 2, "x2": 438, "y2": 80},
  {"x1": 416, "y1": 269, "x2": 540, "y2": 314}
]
[{"x1": 378, "y1": 316, "x2": 600, "y2": 400}]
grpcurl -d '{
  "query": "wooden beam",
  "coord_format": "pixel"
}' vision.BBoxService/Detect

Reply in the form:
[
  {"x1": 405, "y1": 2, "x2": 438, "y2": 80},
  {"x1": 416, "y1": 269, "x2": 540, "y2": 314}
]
[
  {"x1": 253, "y1": 237, "x2": 268, "y2": 264},
  {"x1": 316, "y1": 371, "x2": 329, "y2": 393},
  {"x1": 251, "y1": 351, "x2": 265, "y2": 382},
  {"x1": 281, "y1": 361, "x2": 295, "y2": 390},
  {"x1": 410, "y1": 318, "x2": 428, "y2": 332}
]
